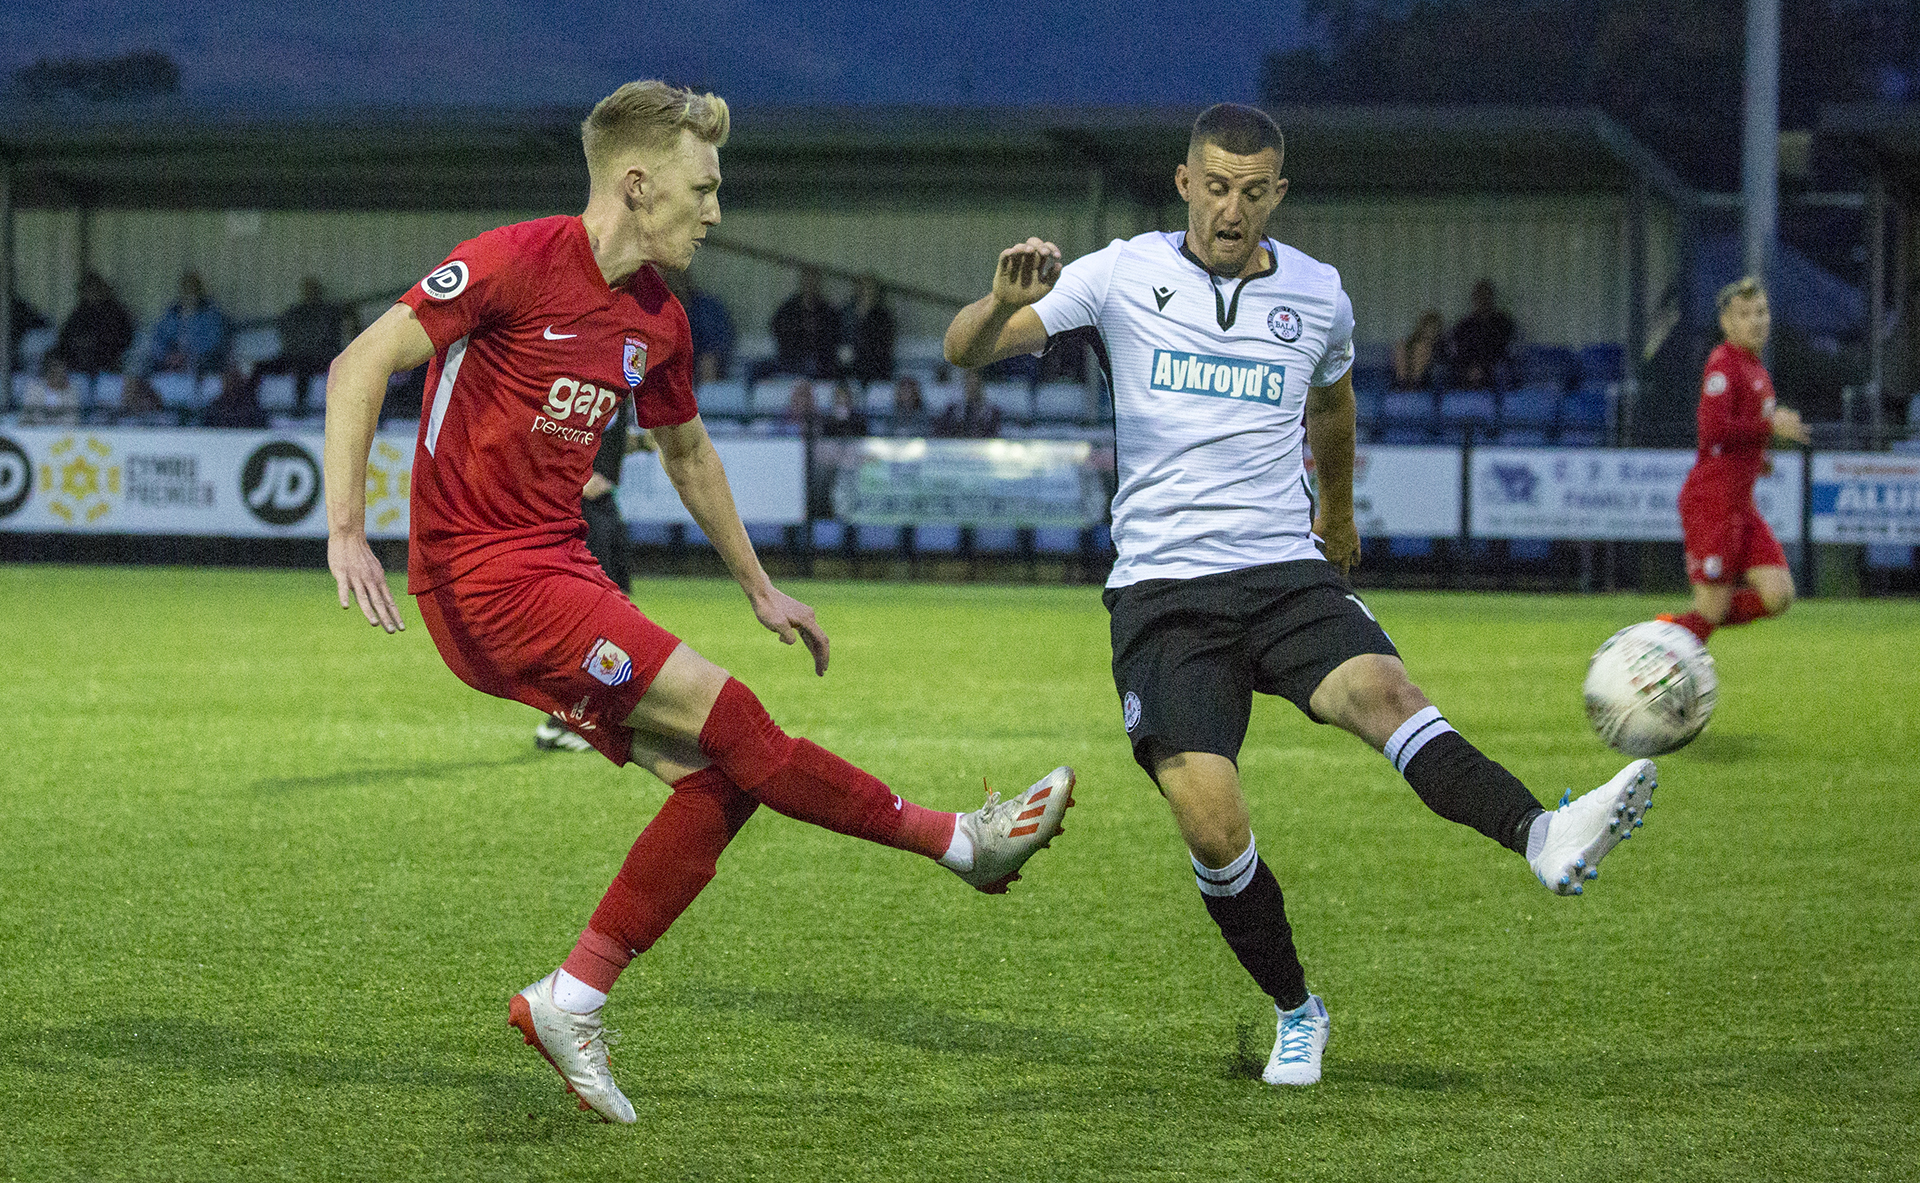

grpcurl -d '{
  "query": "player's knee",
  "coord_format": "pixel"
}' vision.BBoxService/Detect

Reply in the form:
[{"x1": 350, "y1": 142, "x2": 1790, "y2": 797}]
[
  {"x1": 1761, "y1": 584, "x2": 1794, "y2": 616},
  {"x1": 696, "y1": 677, "x2": 797, "y2": 791},
  {"x1": 1321, "y1": 657, "x2": 1428, "y2": 742}
]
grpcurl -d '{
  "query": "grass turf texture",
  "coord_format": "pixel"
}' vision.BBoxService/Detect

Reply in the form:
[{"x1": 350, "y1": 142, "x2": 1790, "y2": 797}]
[{"x1": 1, "y1": 565, "x2": 1915, "y2": 1183}]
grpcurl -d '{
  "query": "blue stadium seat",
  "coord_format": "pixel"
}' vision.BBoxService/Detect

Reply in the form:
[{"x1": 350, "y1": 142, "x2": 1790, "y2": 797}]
[
  {"x1": 1562, "y1": 387, "x2": 1609, "y2": 431},
  {"x1": 1510, "y1": 539, "x2": 1554, "y2": 562},
  {"x1": 981, "y1": 380, "x2": 1033, "y2": 423},
  {"x1": 1381, "y1": 390, "x2": 1438, "y2": 427},
  {"x1": 151, "y1": 373, "x2": 200, "y2": 411},
  {"x1": 811, "y1": 520, "x2": 848, "y2": 549},
  {"x1": 1494, "y1": 427, "x2": 1550, "y2": 446},
  {"x1": 1377, "y1": 425, "x2": 1437, "y2": 445},
  {"x1": 1033, "y1": 525, "x2": 1083, "y2": 555},
  {"x1": 1499, "y1": 385, "x2": 1559, "y2": 430},
  {"x1": 1439, "y1": 390, "x2": 1497, "y2": 432},
  {"x1": 972, "y1": 525, "x2": 1020, "y2": 554},
  {"x1": 1579, "y1": 343, "x2": 1624, "y2": 384},
  {"x1": 1033, "y1": 383, "x2": 1090, "y2": 424},
  {"x1": 1353, "y1": 390, "x2": 1382, "y2": 431},
  {"x1": 745, "y1": 523, "x2": 788, "y2": 549},
  {"x1": 1865, "y1": 543, "x2": 1914, "y2": 570},
  {"x1": 305, "y1": 375, "x2": 328, "y2": 411},
  {"x1": 257, "y1": 374, "x2": 299, "y2": 413},
  {"x1": 628, "y1": 522, "x2": 674, "y2": 546},
  {"x1": 913, "y1": 523, "x2": 964, "y2": 554},
  {"x1": 696, "y1": 378, "x2": 750, "y2": 418},
  {"x1": 856, "y1": 524, "x2": 904, "y2": 553},
  {"x1": 1521, "y1": 344, "x2": 1578, "y2": 390},
  {"x1": 89, "y1": 373, "x2": 125, "y2": 414},
  {"x1": 1387, "y1": 536, "x2": 1435, "y2": 558}
]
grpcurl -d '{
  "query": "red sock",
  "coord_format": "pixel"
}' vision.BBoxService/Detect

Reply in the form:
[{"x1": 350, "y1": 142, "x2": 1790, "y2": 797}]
[
  {"x1": 1723, "y1": 589, "x2": 1769, "y2": 627},
  {"x1": 1669, "y1": 611, "x2": 1715, "y2": 644},
  {"x1": 562, "y1": 765, "x2": 759, "y2": 992},
  {"x1": 698, "y1": 677, "x2": 956, "y2": 859}
]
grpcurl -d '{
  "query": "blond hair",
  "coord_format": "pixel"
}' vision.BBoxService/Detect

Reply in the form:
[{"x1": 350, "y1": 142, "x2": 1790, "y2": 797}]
[
  {"x1": 1716, "y1": 275, "x2": 1766, "y2": 314},
  {"x1": 582, "y1": 81, "x2": 730, "y2": 177}
]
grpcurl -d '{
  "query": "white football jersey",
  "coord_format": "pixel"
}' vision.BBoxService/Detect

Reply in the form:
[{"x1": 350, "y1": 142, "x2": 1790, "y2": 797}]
[{"x1": 1033, "y1": 230, "x2": 1355, "y2": 588}]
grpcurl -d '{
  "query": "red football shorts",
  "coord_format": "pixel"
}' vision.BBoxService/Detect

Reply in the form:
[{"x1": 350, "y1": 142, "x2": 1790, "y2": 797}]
[
  {"x1": 414, "y1": 539, "x2": 682, "y2": 765},
  {"x1": 1680, "y1": 499, "x2": 1787, "y2": 586}
]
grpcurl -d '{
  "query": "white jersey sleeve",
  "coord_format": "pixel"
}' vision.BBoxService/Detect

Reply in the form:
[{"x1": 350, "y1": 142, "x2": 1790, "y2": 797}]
[
  {"x1": 1033, "y1": 240, "x2": 1125, "y2": 338},
  {"x1": 1310, "y1": 288, "x2": 1356, "y2": 388}
]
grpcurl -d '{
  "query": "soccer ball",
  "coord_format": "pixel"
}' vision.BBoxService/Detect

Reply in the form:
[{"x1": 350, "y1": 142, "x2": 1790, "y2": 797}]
[{"x1": 1582, "y1": 621, "x2": 1718, "y2": 756}]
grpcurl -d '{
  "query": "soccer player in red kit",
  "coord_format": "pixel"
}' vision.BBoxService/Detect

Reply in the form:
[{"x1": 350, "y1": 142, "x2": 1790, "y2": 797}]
[
  {"x1": 321, "y1": 80, "x2": 1074, "y2": 1124},
  {"x1": 1660, "y1": 276, "x2": 1811, "y2": 645}
]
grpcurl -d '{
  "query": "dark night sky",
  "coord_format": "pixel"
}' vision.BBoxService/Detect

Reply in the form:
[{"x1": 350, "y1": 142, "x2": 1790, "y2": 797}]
[{"x1": 10, "y1": 2, "x2": 1314, "y2": 109}]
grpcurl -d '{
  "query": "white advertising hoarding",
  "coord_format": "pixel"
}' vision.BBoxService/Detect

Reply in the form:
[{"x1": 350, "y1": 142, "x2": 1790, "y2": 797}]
[
  {"x1": 1809, "y1": 452, "x2": 1920, "y2": 543},
  {"x1": 1469, "y1": 447, "x2": 1803, "y2": 543},
  {"x1": 0, "y1": 427, "x2": 806, "y2": 536},
  {"x1": 1350, "y1": 445, "x2": 1462, "y2": 536}
]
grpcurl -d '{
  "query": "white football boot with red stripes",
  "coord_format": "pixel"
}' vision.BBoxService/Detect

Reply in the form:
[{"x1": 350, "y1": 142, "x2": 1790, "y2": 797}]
[
  {"x1": 508, "y1": 971, "x2": 637, "y2": 1123},
  {"x1": 953, "y1": 766, "x2": 1075, "y2": 893}
]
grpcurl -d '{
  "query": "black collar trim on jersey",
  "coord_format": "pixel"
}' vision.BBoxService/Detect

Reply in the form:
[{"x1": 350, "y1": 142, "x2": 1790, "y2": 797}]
[{"x1": 1179, "y1": 236, "x2": 1278, "y2": 331}]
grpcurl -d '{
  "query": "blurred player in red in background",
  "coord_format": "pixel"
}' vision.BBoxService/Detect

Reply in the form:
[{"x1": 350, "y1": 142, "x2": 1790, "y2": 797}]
[
  {"x1": 322, "y1": 80, "x2": 1073, "y2": 1125},
  {"x1": 1660, "y1": 276, "x2": 1811, "y2": 644}
]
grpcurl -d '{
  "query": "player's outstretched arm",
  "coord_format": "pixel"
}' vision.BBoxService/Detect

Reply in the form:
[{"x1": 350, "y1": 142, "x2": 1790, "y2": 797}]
[
  {"x1": 1305, "y1": 370, "x2": 1361, "y2": 577},
  {"x1": 652, "y1": 417, "x2": 831, "y2": 676},
  {"x1": 943, "y1": 237, "x2": 1061, "y2": 368},
  {"x1": 323, "y1": 303, "x2": 435, "y2": 634}
]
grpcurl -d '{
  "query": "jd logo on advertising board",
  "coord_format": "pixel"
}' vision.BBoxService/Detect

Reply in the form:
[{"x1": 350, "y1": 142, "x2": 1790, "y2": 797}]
[
  {"x1": 0, "y1": 436, "x2": 30, "y2": 518},
  {"x1": 242, "y1": 441, "x2": 321, "y2": 526}
]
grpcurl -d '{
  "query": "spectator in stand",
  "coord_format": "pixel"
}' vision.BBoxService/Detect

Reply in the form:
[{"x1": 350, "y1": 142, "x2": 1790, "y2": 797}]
[
  {"x1": 1392, "y1": 309, "x2": 1447, "y2": 390},
  {"x1": 54, "y1": 272, "x2": 135, "y2": 377},
  {"x1": 683, "y1": 278, "x2": 736, "y2": 384},
  {"x1": 769, "y1": 267, "x2": 840, "y2": 379},
  {"x1": 776, "y1": 379, "x2": 817, "y2": 436},
  {"x1": 147, "y1": 272, "x2": 230, "y2": 376},
  {"x1": 840, "y1": 274, "x2": 896, "y2": 382},
  {"x1": 932, "y1": 370, "x2": 1002, "y2": 438},
  {"x1": 1447, "y1": 279, "x2": 1515, "y2": 391},
  {"x1": 10, "y1": 292, "x2": 49, "y2": 360},
  {"x1": 18, "y1": 353, "x2": 81, "y2": 426},
  {"x1": 255, "y1": 277, "x2": 352, "y2": 413},
  {"x1": 819, "y1": 378, "x2": 869, "y2": 438},
  {"x1": 201, "y1": 365, "x2": 269, "y2": 428},
  {"x1": 888, "y1": 374, "x2": 930, "y2": 437}
]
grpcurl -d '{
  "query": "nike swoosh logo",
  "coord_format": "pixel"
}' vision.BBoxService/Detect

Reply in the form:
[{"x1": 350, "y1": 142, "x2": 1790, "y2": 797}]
[{"x1": 543, "y1": 326, "x2": 577, "y2": 340}]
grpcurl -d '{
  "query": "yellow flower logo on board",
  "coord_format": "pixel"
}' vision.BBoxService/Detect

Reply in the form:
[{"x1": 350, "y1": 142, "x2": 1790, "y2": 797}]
[
  {"x1": 365, "y1": 439, "x2": 411, "y2": 531},
  {"x1": 43, "y1": 436, "x2": 120, "y2": 524}
]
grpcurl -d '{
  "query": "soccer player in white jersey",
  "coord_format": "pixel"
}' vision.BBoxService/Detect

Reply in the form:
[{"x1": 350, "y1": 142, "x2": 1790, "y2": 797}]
[{"x1": 944, "y1": 103, "x2": 1657, "y2": 1087}]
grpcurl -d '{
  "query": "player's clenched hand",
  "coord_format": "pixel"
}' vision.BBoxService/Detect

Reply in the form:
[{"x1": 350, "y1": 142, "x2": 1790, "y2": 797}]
[
  {"x1": 992, "y1": 238, "x2": 1062, "y2": 309},
  {"x1": 1313, "y1": 513, "x2": 1361, "y2": 578},
  {"x1": 329, "y1": 532, "x2": 405, "y2": 633},
  {"x1": 750, "y1": 585, "x2": 831, "y2": 676},
  {"x1": 1771, "y1": 405, "x2": 1811, "y2": 445}
]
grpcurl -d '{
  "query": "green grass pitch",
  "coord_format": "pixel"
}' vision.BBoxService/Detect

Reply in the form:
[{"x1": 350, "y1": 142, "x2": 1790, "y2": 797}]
[{"x1": 1, "y1": 565, "x2": 1915, "y2": 1182}]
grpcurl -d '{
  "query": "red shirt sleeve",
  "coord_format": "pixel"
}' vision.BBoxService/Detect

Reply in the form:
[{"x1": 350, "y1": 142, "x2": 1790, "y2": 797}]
[
  {"x1": 1697, "y1": 359, "x2": 1773, "y2": 451},
  {"x1": 397, "y1": 228, "x2": 532, "y2": 350}
]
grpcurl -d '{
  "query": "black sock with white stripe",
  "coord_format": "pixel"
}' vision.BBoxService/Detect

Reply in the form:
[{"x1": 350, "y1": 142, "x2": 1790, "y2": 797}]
[
  {"x1": 1385, "y1": 706, "x2": 1544, "y2": 855},
  {"x1": 1193, "y1": 838, "x2": 1309, "y2": 1011}
]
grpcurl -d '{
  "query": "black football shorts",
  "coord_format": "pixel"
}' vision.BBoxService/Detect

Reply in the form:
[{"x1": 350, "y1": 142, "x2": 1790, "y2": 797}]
[{"x1": 1102, "y1": 559, "x2": 1399, "y2": 777}]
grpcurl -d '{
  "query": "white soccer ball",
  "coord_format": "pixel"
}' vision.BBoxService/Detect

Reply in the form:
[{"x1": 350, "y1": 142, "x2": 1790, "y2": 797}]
[{"x1": 1582, "y1": 620, "x2": 1718, "y2": 756}]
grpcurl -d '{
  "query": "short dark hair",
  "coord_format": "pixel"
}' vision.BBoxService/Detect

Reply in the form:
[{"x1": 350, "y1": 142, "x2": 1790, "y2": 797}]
[{"x1": 1190, "y1": 103, "x2": 1285, "y2": 163}]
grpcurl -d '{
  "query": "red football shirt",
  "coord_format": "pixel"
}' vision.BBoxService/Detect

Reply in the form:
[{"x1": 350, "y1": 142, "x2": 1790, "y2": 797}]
[
  {"x1": 1680, "y1": 341, "x2": 1775, "y2": 513},
  {"x1": 398, "y1": 216, "x2": 698, "y2": 592}
]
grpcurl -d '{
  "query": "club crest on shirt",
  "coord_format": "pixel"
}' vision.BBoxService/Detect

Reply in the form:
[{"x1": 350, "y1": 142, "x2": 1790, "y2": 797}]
[
  {"x1": 1267, "y1": 305, "x2": 1303, "y2": 342},
  {"x1": 1122, "y1": 690, "x2": 1142, "y2": 733},
  {"x1": 582, "y1": 637, "x2": 633, "y2": 687},
  {"x1": 622, "y1": 337, "x2": 648, "y2": 388},
  {"x1": 1704, "y1": 372, "x2": 1728, "y2": 396}
]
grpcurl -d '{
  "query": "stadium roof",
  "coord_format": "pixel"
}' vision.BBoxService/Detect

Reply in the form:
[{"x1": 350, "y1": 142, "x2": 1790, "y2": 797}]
[
  {"x1": 0, "y1": 102, "x2": 1693, "y2": 212},
  {"x1": 1821, "y1": 102, "x2": 1920, "y2": 189}
]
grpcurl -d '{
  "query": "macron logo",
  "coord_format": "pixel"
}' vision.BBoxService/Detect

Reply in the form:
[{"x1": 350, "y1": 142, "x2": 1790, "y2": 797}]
[
  {"x1": 543, "y1": 326, "x2": 578, "y2": 340},
  {"x1": 1150, "y1": 349, "x2": 1285, "y2": 403}
]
